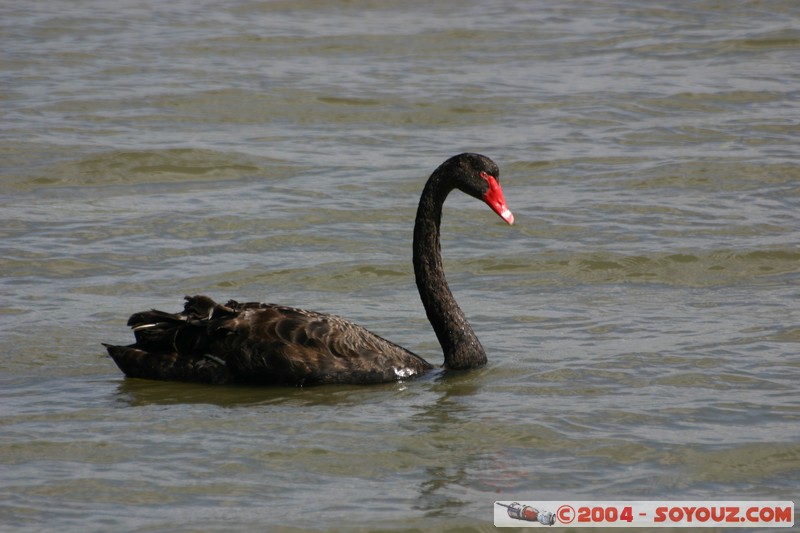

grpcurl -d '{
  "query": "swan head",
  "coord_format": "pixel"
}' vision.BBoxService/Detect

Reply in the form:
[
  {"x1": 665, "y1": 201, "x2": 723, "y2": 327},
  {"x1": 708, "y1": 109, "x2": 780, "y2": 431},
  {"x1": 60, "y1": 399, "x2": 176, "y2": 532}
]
[{"x1": 440, "y1": 153, "x2": 514, "y2": 225}]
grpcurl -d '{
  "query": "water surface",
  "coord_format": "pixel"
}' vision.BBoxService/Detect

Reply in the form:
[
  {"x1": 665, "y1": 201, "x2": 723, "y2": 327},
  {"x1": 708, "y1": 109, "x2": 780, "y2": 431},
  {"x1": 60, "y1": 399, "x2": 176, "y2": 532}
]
[{"x1": 2, "y1": 1, "x2": 799, "y2": 531}]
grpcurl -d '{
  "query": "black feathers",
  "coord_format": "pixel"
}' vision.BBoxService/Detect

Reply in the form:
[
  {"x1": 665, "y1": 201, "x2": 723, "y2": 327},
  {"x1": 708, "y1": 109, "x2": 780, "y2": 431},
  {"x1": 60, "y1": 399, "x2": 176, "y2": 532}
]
[{"x1": 105, "y1": 295, "x2": 432, "y2": 386}]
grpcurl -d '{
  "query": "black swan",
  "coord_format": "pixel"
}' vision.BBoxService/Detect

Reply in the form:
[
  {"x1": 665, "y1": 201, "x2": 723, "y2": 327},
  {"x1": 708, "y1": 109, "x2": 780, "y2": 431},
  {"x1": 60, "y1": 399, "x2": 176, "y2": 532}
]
[{"x1": 104, "y1": 153, "x2": 514, "y2": 385}]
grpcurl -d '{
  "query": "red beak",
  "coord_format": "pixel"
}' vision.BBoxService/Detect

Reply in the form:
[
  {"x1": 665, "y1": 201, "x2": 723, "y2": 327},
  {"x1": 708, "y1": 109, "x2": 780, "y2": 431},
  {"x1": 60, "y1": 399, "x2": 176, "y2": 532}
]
[{"x1": 481, "y1": 172, "x2": 514, "y2": 225}]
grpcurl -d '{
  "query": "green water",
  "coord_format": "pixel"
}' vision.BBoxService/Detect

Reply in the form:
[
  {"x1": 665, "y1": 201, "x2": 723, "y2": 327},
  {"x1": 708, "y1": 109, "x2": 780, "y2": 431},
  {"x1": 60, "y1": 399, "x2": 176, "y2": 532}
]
[{"x1": 1, "y1": 0, "x2": 799, "y2": 531}]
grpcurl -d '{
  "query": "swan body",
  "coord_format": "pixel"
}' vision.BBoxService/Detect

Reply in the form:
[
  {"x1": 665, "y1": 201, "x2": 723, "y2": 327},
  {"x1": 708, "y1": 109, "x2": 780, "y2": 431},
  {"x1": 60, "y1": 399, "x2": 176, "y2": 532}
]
[{"x1": 104, "y1": 153, "x2": 514, "y2": 386}]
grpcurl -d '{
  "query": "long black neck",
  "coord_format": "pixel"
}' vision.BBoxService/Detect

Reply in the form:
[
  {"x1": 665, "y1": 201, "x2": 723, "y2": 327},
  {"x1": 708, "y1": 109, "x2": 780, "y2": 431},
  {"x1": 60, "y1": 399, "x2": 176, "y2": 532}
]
[{"x1": 412, "y1": 170, "x2": 487, "y2": 370}]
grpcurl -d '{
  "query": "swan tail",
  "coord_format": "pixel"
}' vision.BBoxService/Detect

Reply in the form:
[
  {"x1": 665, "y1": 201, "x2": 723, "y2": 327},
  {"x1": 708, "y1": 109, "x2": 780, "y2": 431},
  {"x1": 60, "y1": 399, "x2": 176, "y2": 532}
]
[
  {"x1": 103, "y1": 343, "x2": 231, "y2": 384},
  {"x1": 104, "y1": 295, "x2": 234, "y2": 384}
]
